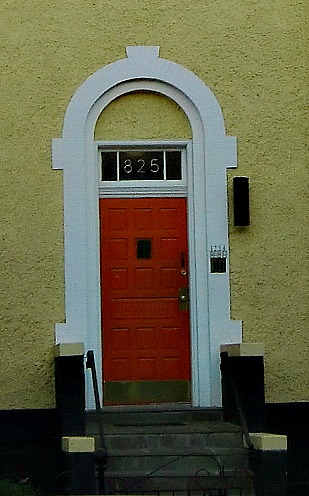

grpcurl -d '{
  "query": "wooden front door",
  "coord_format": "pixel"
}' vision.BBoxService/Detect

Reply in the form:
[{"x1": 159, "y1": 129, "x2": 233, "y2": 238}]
[{"x1": 100, "y1": 198, "x2": 191, "y2": 404}]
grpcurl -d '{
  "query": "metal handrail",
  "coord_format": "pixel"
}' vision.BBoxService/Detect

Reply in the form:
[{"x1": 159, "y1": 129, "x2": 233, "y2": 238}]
[
  {"x1": 220, "y1": 352, "x2": 254, "y2": 451},
  {"x1": 86, "y1": 350, "x2": 102, "y2": 411},
  {"x1": 86, "y1": 350, "x2": 108, "y2": 494}
]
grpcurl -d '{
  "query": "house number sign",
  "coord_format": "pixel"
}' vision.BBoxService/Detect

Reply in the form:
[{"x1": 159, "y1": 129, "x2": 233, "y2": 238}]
[
  {"x1": 120, "y1": 151, "x2": 164, "y2": 180},
  {"x1": 210, "y1": 245, "x2": 227, "y2": 274},
  {"x1": 101, "y1": 149, "x2": 182, "y2": 182}
]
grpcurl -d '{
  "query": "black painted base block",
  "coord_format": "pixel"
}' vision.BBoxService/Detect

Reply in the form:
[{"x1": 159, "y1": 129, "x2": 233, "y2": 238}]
[
  {"x1": 61, "y1": 452, "x2": 96, "y2": 495},
  {"x1": 249, "y1": 449, "x2": 287, "y2": 496}
]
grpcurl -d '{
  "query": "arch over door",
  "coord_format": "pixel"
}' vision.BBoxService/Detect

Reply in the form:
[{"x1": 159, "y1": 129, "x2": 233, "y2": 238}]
[{"x1": 52, "y1": 46, "x2": 242, "y2": 409}]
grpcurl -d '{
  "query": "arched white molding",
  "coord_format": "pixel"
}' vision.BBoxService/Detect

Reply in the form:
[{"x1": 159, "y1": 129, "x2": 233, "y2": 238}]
[
  {"x1": 61, "y1": 46, "x2": 225, "y2": 140},
  {"x1": 52, "y1": 46, "x2": 242, "y2": 409}
]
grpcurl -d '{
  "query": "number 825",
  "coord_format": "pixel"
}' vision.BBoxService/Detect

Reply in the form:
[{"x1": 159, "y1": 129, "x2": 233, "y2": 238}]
[{"x1": 123, "y1": 158, "x2": 160, "y2": 174}]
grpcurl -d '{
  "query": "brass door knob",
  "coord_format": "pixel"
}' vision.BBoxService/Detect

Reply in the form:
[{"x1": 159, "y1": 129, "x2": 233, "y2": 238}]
[{"x1": 179, "y1": 287, "x2": 189, "y2": 310}]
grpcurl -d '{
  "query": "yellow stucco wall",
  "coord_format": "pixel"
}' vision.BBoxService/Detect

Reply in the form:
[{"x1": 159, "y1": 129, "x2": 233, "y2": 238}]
[
  {"x1": 0, "y1": 0, "x2": 307, "y2": 408},
  {"x1": 94, "y1": 92, "x2": 192, "y2": 141}
]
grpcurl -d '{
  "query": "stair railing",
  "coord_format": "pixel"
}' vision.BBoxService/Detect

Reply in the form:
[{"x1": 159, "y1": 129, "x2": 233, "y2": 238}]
[
  {"x1": 86, "y1": 350, "x2": 108, "y2": 494},
  {"x1": 86, "y1": 350, "x2": 102, "y2": 411},
  {"x1": 220, "y1": 351, "x2": 254, "y2": 451}
]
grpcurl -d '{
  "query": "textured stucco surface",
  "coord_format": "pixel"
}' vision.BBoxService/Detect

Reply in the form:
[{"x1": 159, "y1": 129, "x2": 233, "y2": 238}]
[
  {"x1": 0, "y1": 0, "x2": 307, "y2": 408},
  {"x1": 95, "y1": 92, "x2": 192, "y2": 141}
]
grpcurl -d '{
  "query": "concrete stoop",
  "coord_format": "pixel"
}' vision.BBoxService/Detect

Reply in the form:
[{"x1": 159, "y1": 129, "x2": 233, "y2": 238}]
[{"x1": 86, "y1": 405, "x2": 254, "y2": 495}]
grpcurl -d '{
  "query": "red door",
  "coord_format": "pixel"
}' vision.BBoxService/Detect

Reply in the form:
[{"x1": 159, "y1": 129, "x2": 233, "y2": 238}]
[{"x1": 100, "y1": 198, "x2": 191, "y2": 404}]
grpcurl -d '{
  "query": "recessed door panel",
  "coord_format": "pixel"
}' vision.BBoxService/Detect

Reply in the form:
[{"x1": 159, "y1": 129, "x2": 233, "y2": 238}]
[{"x1": 100, "y1": 198, "x2": 190, "y2": 404}]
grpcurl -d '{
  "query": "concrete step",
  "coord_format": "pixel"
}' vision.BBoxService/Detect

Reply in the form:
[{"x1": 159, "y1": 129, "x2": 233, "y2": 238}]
[
  {"x1": 86, "y1": 404, "x2": 223, "y2": 430},
  {"x1": 87, "y1": 406, "x2": 243, "y2": 449},
  {"x1": 103, "y1": 430, "x2": 243, "y2": 452},
  {"x1": 106, "y1": 447, "x2": 249, "y2": 473},
  {"x1": 86, "y1": 406, "x2": 251, "y2": 494},
  {"x1": 91, "y1": 419, "x2": 244, "y2": 452},
  {"x1": 104, "y1": 470, "x2": 255, "y2": 494}
]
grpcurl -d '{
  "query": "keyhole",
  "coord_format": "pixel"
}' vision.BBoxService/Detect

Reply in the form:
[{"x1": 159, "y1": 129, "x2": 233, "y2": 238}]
[{"x1": 181, "y1": 252, "x2": 185, "y2": 268}]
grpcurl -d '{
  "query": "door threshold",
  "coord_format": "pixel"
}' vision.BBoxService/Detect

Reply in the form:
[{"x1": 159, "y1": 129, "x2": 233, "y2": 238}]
[
  {"x1": 102, "y1": 403, "x2": 192, "y2": 412},
  {"x1": 98, "y1": 403, "x2": 217, "y2": 413}
]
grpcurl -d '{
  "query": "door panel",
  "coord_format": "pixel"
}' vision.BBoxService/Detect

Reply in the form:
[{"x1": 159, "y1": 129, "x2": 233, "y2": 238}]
[{"x1": 100, "y1": 198, "x2": 190, "y2": 404}]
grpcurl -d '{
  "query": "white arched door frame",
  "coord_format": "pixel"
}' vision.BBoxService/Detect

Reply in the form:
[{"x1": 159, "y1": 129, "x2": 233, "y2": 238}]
[{"x1": 52, "y1": 46, "x2": 242, "y2": 409}]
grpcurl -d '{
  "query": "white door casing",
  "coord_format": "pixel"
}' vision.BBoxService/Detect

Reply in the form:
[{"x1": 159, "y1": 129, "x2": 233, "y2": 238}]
[{"x1": 52, "y1": 46, "x2": 242, "y2": 409}]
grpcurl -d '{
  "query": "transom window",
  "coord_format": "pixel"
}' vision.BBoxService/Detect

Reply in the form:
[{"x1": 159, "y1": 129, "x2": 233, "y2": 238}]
[
  {"x1": 101, "y1": 149, "x2": 182, "y2": 182},
  {"x1": 98, "y1": 142, "x2": 188, "y2": 198}
]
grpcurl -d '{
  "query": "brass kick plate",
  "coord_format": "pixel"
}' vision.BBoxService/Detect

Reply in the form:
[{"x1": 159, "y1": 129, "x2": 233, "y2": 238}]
[{"x1": 104, "y1": 380, "x2": 191, "y2": 405}]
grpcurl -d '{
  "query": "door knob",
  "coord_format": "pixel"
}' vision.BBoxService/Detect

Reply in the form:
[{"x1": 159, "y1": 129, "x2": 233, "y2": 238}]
[{"x1": 179, "y1": 287, "x2": 189, "y2": 311}]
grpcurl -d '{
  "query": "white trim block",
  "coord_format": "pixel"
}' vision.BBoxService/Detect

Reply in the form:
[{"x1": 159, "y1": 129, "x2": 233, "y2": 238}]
[
  {"x1": 221, "y1": 343, "x2": 265, "y2": 357},
  {"x1": 62, "y1": 436, "x2": 95, "y2": 453},
  {"x1": 54, "y1": 343, "x2": 85, "y2": 357},
  {"x1": 245, "y1": 433, "x2": 287, "y2": 451}
]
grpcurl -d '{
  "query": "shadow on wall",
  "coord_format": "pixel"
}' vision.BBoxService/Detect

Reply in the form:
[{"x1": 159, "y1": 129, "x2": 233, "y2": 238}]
[{"x1": 0, "y1": 409, "x2": 61, "y2": 495}]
